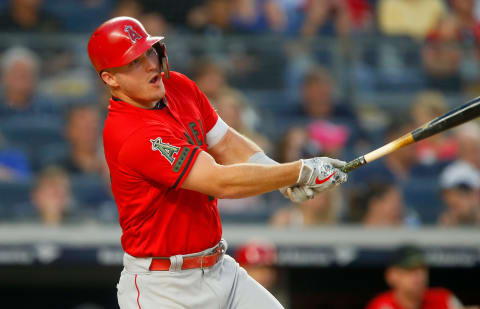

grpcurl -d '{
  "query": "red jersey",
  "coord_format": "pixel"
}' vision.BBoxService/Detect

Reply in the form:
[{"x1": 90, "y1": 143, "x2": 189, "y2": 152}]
[
  {"x1": 366, "y1": 288, "x2": 456, "y2": 309},
  {"x1": 103, "y1": 71, "x2": 222, "y2": 257}
]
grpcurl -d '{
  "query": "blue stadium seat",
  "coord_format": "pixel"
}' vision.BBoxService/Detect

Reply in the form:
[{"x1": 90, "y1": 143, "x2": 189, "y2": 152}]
[
  {"x1": 70, "y1": 174, "x2": 110, "y2": 208},
  {"x1": 0, "y1": 181, "x2": 32, "y2": 215},
  {"x1": 35, "y1": 142, "x2": 69, "y2": 171}
]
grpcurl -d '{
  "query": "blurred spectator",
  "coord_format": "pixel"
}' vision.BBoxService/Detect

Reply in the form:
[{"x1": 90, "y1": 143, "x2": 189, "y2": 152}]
[
  {"x1": 422, "y1": 16, "x2": 463, "y2": 92},
  {"x1": 450, "y1": 0, "x2": 480, "y2": 87},
  {"x1": 234, "y1": 240, "x2": 288, "y2": 306},
  {"x1": 348, "y1": 182, "x2": 419, "y2": 227},
  {"x1": 213, "y1": 87, "x2": 271, "y2": 152},
  {"x1": 345, "y1": 0, "x2": 374, "y2": 33},
  {"x1": 187, "y1": 0, "x2": 232, "y2": 34},
  {"x1": 451, "y1": 122, "x2": 480, "y2": 169},
  {"x1": 13, "y1": 166, "x2": 78, "y2": 225},
  {"x1": 141, "y1": 0, "x2": 203, "y2": 25},
  {"x1": 230, "y1": 0, "x2": 286, "y2": 34},
  {"x1": 59, "y1": 104, "x2": 103, "y2": 175},
  {"x1": 307, "y1": 120, "x2": 349, "y2": 157},
  {"x1": 32, "y1": 166, "x2": 74, "y2": 225},
  {"x1": 0, "y1": 131, "x2": 31, "y2": 182},
  {"x1": 275, "y1": 126, "x2": 320, "y2": 163},
  {"x1": 450, "y1": 0, "x2": 480, "y2": 36},
  {"x1": 0, "y1": 0, "x2": 61, "y2": 32},
  {"x1": 0, "y1": 46, "x2": 56, "y2": 119},
  {"x1": 271, "y1": 189, "x2": 341, "y2": 226},
  {"x1": 410, "y1": 91, "x2": 458, "y2": 164},
  {"x1": 293, "y1": 67, "x2": 357, "y2": 124},
  {"x1": 366, "y1": 245, "x2": 475, "y2": 309},
  {"x1": 140, "y1": 12, "x2": 170, "y2": 36},
  {"x1": 352, "y1": 119, "x2": 417, "y2": 185},
  {"x1": 111, "y1": 0, "x2": 142, "y2": 19},
  {"x1": 295, "y1": 0, "x2": 350, "y2": 37},
  {"x1": 438, "y1": 161, "x2": 480, "y2": 226},
  {"x1": 378, "y1": 0, "x2": 446, "y2": 39},
  {"x1": 192, "y1": 59, "x2": 228, "y2": 100}
]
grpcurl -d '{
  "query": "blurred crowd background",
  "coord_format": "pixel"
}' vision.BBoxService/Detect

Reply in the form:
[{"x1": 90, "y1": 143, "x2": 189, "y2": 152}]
[
  {"x1": 1, "y1": 0, "x2": 479, "y2": 229},
  {"x1": 1, "y1": 0, "x2": 480, "y2": 308}
]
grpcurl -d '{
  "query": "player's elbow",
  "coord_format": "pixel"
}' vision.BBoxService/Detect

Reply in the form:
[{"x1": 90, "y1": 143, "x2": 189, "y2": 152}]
[{"x1": 213, "y1": 186, "x2": 245, "y2": 199}]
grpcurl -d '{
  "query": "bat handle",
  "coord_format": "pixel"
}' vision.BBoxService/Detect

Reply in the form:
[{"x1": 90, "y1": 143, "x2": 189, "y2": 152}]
[{"x1": 340, "y1": 156, "x2": 367, "y2": 173}]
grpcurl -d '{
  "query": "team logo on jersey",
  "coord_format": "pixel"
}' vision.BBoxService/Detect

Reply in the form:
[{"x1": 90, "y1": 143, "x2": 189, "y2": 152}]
[
  {"x1": 150, "y1": 137, "x2": 180, "y2": 165},
  {"x1": 124, "y1": 25, "x2": 143, "y2": 43}
]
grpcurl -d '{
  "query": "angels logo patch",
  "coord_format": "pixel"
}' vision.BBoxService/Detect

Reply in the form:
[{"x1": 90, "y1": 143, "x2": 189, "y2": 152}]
[
  {"x1": 150, "y1": 137, "x2": 180, "y2": 165},
  {"x1": 124, "y1": 25, "x2": 143, "y2": 43}
]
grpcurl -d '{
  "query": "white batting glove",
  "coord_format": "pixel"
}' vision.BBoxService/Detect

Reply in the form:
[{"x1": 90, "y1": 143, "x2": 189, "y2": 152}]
[
  {"x1": 279, "y1": 186, "x2": 315, "y2": 203},
  {"x1": 296, "y1": 157, "x2": 348, "y2": 193},
  {"x1": 248, "y1": 152, "x2": 318, "y2": 203}
]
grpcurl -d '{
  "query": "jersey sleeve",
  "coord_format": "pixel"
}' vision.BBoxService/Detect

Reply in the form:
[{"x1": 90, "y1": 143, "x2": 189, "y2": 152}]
[{"x1": 118, "y1": 128, "x2": 201, "y2": 190}]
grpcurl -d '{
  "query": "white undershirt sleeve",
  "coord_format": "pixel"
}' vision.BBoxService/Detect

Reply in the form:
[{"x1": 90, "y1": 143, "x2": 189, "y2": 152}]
[{"x1": 206, "y1": 116, "x2": 229, "y2": 149}]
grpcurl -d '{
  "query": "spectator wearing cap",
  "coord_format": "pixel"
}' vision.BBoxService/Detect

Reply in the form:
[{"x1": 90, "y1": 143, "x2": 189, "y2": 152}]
[
  {"x1": 234, "y1": 241, "x2": 289, "y2": 307},
  {"x1": 366, "y1": 245, "x2": 474, "y2": 309},
  {"x1": 438, "y1": 161, "x2": 480, "y2": 226}
]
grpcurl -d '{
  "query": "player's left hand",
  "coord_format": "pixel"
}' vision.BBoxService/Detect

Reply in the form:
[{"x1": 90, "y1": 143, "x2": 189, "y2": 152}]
[{"x1": 279, "y1": 157, "x2": 348, "y2": 203}]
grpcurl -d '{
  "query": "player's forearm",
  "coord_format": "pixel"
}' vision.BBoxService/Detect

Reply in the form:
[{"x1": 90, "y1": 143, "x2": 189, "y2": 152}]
[
  {"x1": 208, "y1": 128, "x2": 262, "y2": 165},
  {"x1": 214, "y1": 161, "x2": 301, "y2": 199}
]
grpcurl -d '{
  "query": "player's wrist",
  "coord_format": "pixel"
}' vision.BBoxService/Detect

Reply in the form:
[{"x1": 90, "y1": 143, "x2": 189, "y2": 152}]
[
  {"x1": 296, "y1": 159, "x2": 309, "y2": 185},
  {"x1": 247, "y1": 151, "x2": 278, "y2": 165}
]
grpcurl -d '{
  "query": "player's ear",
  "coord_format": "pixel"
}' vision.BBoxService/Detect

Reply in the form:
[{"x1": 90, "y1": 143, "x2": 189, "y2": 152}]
[{"x1": 101, "y1": 70, "x2": 119, "y2": 88}]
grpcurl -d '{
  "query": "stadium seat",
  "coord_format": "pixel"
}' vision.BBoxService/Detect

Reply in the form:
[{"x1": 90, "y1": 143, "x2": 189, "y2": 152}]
[
  {"x1": 0, "y1": 182, "x2": 31, "y2": 209},
  {"x1": 70, "y1": 174, "x2": 110, "y2": 208}
]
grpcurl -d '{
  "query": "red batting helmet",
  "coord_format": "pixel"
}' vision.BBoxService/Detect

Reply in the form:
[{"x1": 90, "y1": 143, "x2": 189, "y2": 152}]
[
  {"x1": 87, "y1": 16, "x2": 169, "y2": 76},
  {"x1": 234, "y1": 241, "x2": 277, "y2": 267}
]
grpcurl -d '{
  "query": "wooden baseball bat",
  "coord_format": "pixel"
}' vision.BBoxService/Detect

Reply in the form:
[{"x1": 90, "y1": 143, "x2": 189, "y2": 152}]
[{"x1": 341, "y1": 96, "x2": 480, "y2": 173}]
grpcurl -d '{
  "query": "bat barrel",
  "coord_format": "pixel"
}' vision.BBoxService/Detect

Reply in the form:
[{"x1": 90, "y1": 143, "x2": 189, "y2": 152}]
[
  {"x1": 412, "y1": 96, "x2": 480, "y2": 142},
  {"x1": 340, "y1": 96, "x2": 480, "y2": 174}
]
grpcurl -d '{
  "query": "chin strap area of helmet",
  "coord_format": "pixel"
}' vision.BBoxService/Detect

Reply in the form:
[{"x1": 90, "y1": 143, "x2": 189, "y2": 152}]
[{"x1": 154, "y1": 42, "x2": 170, "y2": 79}]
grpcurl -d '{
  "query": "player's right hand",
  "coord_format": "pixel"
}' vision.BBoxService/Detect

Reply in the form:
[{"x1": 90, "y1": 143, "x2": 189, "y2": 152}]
[
  {"x1": 296, "y1": 157, "x2": 348, "y2": 192},
  {"x1": 279, "y1": 185, "x2": 315, "y2": 203}
]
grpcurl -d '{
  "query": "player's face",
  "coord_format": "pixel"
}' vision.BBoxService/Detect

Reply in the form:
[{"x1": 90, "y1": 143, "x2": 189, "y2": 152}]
[
  {"x1": 387, "y1": 266, "x2": 428, "y2": 298},
  {"x1": 106, "y1": 47, "x2": 165, "y2": 107}
]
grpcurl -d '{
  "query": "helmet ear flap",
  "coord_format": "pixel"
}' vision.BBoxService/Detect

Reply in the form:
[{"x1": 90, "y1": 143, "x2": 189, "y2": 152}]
[{"x1": 154, "y1": 42, "x2": 170, "y2": 79}]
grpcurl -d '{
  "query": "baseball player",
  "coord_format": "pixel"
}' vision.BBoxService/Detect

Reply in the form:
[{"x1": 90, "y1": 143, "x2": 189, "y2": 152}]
[{"x1": 87, "y1": 16, "x2": 348, "y2": 309}]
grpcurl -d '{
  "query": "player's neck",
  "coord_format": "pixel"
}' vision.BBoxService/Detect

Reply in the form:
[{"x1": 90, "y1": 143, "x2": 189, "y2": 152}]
[
  {"x1": 394, "y1": 290, "x2": 422, "y2": 309},
  {"x1": 110, "y1": 91, "x2": 157, "y2": 109}
]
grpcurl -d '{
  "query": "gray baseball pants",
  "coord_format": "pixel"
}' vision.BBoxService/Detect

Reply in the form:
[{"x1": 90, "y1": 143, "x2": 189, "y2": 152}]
[{"x1": 117, "y1": 240, "x2": 284, "y2": 309}]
